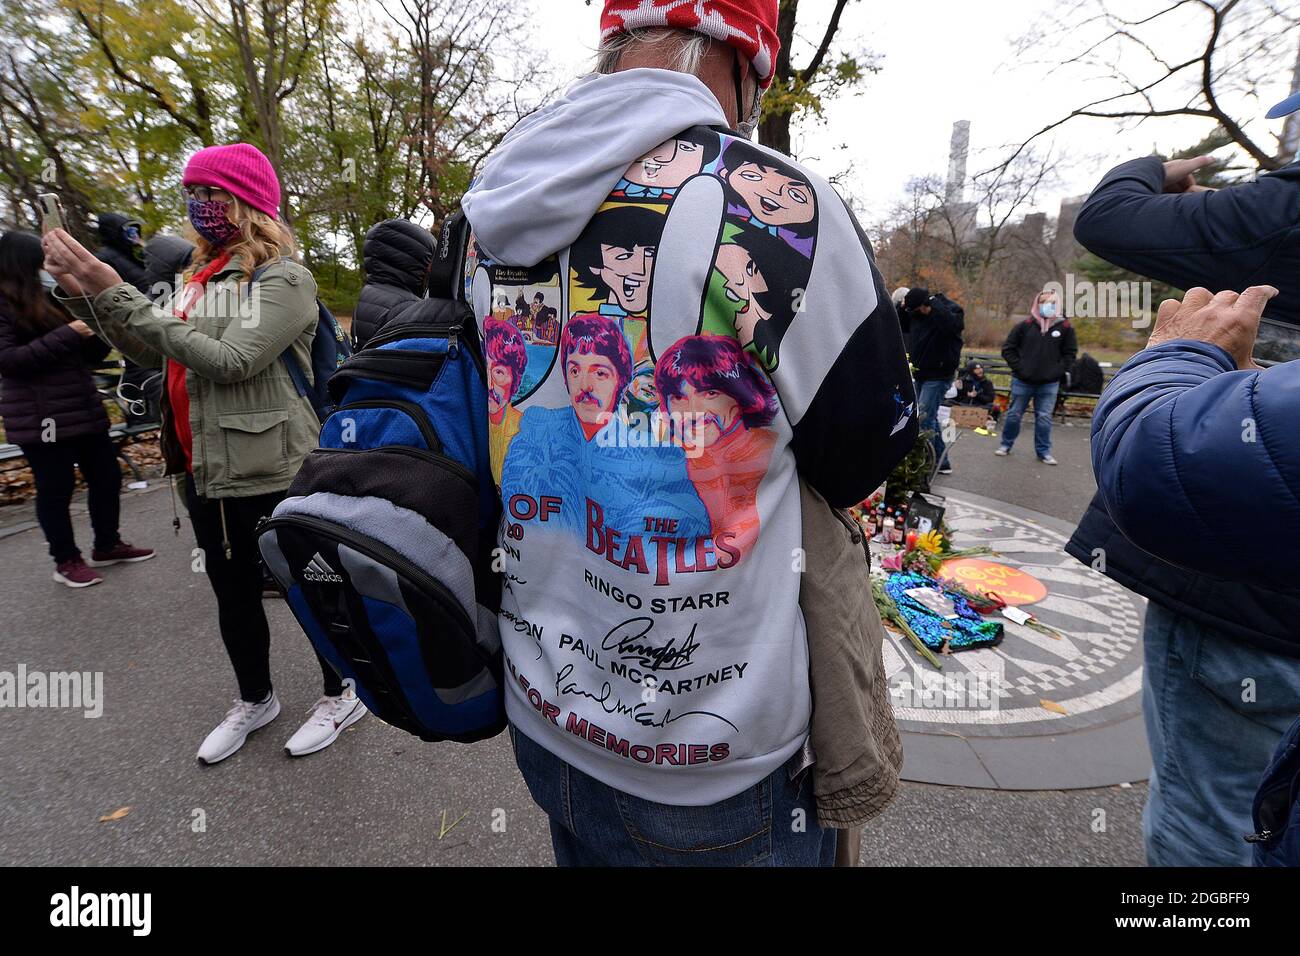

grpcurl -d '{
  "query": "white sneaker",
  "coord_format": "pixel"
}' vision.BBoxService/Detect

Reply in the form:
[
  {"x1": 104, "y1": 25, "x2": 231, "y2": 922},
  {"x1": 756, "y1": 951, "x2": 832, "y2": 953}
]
[
  {"x1": 994, "y1": 447, "x2": 1010, "y2": 457},
  {"x1": 1039, "y1": 455, "x2": 1059, "y2": 466},
  {"x1": 196, "y1": 692, "x2": 281, "y2": 765},
  {"x1": 284, "y1": 691, "x2": 368, "y2": 757}
]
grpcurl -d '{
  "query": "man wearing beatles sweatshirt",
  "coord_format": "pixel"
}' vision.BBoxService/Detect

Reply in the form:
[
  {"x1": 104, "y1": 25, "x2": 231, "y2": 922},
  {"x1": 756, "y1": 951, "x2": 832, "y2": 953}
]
[{"x1": 462, "y1": 0, "x2": 916, "y2": 866}]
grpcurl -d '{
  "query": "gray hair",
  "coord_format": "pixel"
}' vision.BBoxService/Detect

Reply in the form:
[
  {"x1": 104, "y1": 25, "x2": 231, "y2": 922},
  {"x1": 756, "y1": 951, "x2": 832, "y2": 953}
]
[{"x1": 594, "y1": 27, "x2": 713, "y2": 77}]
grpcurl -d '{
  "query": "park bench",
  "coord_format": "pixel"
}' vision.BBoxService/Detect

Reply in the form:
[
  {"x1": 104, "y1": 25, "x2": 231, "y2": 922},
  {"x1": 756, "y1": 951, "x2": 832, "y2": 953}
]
[
  {"x1": 0, "y1": 421, "x2": 160, "y2": 484},
  {"x1": 959, "y1": 352, "x2": 1117, "y2": 422}
]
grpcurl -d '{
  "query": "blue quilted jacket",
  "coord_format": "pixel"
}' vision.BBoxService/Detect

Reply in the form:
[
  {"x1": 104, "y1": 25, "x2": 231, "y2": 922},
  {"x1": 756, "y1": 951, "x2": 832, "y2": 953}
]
[{"x1": 1093, "y1": 340, "x2": 1300, "y2": 610}]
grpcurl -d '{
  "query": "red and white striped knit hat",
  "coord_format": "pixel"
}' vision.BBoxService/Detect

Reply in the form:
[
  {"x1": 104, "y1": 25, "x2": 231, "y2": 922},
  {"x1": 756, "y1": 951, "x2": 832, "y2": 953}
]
[{"x1": 600, "y1": 0, "x2": 782, "y2": 89}]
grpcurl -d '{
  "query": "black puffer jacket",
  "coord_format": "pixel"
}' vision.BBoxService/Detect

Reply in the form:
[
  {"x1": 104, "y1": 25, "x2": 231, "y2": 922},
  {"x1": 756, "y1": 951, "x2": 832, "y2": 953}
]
[
  {"x1": 94, "y1": 213, "x2": 149, "y2": 293},
  {"x1": 141, "y1": 234, "x2": 195, "y2": 303},
  {"x1": 0, "y1": 297, "x2": 111, "y2": 446},
  {"x1": 352, "y1": 220, "x2": 435, "y2": 349}
]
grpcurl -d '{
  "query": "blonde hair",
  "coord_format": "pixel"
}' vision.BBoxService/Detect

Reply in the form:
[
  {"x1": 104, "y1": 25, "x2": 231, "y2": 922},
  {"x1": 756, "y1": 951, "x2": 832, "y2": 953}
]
[{"x1": 183, "y1": 196, "x2": 297, "y2": 285}]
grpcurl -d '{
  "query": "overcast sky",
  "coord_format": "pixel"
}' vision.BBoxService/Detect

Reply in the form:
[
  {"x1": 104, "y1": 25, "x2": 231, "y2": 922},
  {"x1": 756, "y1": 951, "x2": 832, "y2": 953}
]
[{"x1": 536, "y1": 0, "x2": 1297, "y2": 226}]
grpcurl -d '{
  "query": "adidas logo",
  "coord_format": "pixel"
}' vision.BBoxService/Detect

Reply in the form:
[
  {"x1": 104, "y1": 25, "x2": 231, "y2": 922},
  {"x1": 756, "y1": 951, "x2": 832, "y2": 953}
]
[{"x1": 303, "y1": 552, "x2": 344, "y2": 584}]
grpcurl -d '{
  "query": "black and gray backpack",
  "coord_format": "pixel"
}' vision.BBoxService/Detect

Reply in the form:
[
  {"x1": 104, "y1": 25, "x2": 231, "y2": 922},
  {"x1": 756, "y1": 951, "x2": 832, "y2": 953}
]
[{"x1": 258, "y1": 213, "x2": 505, "y2": 743}]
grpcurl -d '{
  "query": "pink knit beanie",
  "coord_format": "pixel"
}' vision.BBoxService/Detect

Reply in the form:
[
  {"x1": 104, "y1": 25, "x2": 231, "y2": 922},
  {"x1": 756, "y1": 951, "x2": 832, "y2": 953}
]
[{"x1": 183, "y1": 143, "x2": 282, "y2": 218}]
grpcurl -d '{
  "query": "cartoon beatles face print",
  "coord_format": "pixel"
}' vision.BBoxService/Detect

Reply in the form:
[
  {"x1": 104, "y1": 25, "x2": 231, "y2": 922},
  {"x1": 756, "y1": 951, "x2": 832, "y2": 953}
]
[
  {"x1": 479, "y1": 127, "x2": 825, "y2": 569},
  {"x1": 722, "y1": 158, "x2": 816, "y2": 231},
  {"x1": 568, "y1": 202, "x2": 668, "y2": 381},
  {"x1": 570, "y1": 204, "x2": 665, "y2": 320},
  {"x1": 612, "y1": 130, "x2": 722, "y2": 201},
  {"x1": 703, "y1": 139, "x2": 820, "y2": 371}
]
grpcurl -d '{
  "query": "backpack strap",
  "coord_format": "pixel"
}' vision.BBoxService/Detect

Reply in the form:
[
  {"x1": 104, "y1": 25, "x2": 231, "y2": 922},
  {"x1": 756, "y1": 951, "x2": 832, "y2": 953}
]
[
  {"x1": 246, "y1": 257, "x2": 310, "y2": 398},
  {"x1": 429, "y1": 210, "x2": 471, "y2": 304}
]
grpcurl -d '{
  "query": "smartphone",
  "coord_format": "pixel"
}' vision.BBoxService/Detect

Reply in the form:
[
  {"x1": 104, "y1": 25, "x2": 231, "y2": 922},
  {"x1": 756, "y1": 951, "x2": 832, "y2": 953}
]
[
  {"x1": 37, "y1": 193, "x2": 66, "y2": 235},
  {"x1": 1254, "y1": 317, "x2": 1300, "y2": 367}
]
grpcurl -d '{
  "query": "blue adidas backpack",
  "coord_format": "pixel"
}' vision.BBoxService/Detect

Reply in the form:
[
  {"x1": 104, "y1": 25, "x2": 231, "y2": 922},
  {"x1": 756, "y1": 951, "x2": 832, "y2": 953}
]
[
  {"x1": 1248, "y1": 714, "x2": 1300, "y2": 866},
  {"x1": 258, "y1": 213, "x2": 505, "y2": 743},
  {"x1": 249, "y1": 260, "x2": 352, "y2": 421}
]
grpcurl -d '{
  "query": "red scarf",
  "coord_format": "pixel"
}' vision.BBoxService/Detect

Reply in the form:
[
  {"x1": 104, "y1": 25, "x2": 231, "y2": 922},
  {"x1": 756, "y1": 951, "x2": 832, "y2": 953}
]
[{"x1": 166, "y1": 252, "x2": 232, "y2": 472}]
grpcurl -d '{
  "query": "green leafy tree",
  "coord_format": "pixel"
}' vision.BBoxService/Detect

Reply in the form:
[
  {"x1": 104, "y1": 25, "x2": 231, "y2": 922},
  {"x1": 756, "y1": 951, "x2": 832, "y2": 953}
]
[{"x1": 0, "y1": 0, "x2": 547, "y2": 312}]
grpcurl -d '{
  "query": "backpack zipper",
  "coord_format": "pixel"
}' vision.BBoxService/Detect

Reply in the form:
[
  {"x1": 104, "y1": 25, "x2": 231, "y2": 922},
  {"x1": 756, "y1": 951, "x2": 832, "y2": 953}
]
[{"x1": 359, "y1": 317, "x2": 487, "y2": 383}]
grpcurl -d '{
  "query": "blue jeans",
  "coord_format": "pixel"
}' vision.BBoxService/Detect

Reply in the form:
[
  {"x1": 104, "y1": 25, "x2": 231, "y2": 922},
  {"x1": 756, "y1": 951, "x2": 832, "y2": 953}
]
[
  {"x1": 1142, "y1": 602, "x2": 1300, "y2": 866},
  {"x1": 509, "y1": 724, "x2": 837, "y2": 867},
  {"x1": 916, "y1": 378, "x2": 952, "y2": 469},
  {"x1": 1000, "y1": 377, "x2": 1058, "y2": 459}
]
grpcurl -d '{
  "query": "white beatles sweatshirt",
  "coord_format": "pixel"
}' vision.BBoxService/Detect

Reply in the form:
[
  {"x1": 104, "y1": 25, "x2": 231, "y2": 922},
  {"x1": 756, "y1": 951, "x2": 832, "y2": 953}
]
[{"x1": 462, "y1": 69, "x2": 916, "y2": 805}]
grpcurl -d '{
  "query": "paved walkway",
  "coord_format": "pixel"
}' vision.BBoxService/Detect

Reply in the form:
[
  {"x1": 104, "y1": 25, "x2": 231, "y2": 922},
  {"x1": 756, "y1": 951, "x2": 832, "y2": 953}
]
[{"x1": 0, "y1": 419, "x2": 1149, "y2": 865}]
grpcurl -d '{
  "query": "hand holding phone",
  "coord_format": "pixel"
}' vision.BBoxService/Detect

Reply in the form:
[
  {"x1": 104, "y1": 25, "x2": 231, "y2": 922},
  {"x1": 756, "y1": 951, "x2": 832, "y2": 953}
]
[
  {"x1": 37, "y1": 193, "x2": 66, "y2": 235},
  {"x1": 42, "y1": 226, "x2": 123, "y2": 299}
]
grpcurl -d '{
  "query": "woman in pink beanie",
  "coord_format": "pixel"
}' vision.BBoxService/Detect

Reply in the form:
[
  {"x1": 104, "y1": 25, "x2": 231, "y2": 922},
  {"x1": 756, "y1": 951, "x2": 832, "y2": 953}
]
[{"x1": 42, "y1": 142, "x2": 368, "y2": 765}]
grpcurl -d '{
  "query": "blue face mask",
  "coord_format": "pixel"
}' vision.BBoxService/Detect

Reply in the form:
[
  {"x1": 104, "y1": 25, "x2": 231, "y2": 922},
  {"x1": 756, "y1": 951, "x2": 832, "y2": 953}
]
[
  {"x1": 187, "y1": 198, "x2": 240, "y2": 247},
  {"x1": 1040, "y1": 302, "x2": 1058, "y2": 319}
]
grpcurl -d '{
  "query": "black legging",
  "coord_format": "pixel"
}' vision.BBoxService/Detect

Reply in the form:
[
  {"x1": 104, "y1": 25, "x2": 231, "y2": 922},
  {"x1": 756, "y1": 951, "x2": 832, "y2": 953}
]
[
  {"x1": 21, "y1": 431, "x2": 122, "y2": 564},
  {"x1": 184, "y1": 474, "x2": 342, "y2": 703}
]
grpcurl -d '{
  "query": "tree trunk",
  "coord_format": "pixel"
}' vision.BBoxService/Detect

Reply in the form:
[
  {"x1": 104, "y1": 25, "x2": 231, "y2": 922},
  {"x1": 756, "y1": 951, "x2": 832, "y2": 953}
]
[{"x1": 758, "y1": 0, "x2": 797, "y2": 153}]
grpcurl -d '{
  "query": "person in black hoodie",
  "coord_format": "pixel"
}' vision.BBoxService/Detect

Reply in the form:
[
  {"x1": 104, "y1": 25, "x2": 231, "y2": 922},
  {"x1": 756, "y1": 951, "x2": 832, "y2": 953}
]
[
  {"x1": 351, "y1": 219, "x2": 436, "y2": 350},
  {"x1": 0, "y1": 231, "x2": 153, "y2": 588},
  {"x1": 94, "y1": 213, "x2": 157, "y2": 424},
  {"x1": 902, "y1": 287, "x2": 964, "y2": 474},
  {"x1": 997, "y1": 289, "x2": 1076, "y2": 464},
  {"x1": 93, "y1": 213, "x2": 150, "y2": 292}
]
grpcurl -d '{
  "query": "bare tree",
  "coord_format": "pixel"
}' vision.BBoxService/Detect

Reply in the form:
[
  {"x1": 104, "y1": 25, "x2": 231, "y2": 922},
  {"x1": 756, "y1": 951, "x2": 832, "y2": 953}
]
[
  {"x1": 1002, "y1": 0, "x2": 1300, "y2": 173},
  {"x1": 873, "y1": 175, "x2": 947, "y2": 288},
  {"x1": 382, "y1": 0, "x2": 551, "y2": 225},
  {"x1": 875, "y1": 149, "x2": 1065, "y2": 325}
]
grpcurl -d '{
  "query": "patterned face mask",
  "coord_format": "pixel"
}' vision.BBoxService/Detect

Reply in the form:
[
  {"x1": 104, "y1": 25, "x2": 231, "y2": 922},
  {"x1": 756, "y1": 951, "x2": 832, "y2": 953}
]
[{"x1": 187, "y1": 198, "x2": 240, "y2": 247}]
